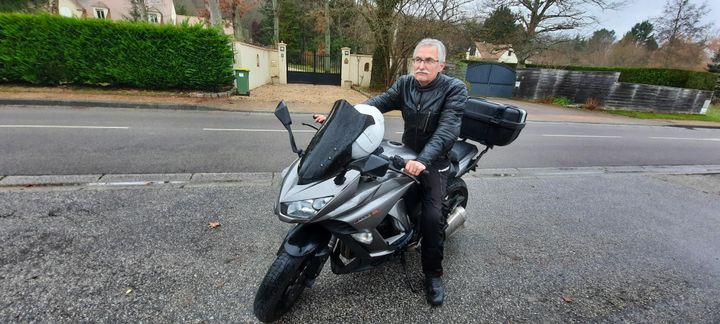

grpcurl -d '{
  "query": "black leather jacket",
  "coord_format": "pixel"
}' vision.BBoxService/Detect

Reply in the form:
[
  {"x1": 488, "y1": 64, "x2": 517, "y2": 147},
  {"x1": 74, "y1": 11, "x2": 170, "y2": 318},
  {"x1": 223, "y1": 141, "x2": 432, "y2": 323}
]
[{"x1": 365, "y1": 74, "x2": 467, "y2": 167}]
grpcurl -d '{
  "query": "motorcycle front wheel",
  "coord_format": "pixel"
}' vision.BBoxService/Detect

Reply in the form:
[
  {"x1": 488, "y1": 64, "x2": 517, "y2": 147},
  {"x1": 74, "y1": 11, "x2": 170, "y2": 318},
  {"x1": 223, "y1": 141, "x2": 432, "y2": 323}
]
[{"x1": 253, "y1": 251, "x2": 313, "y2": 322}]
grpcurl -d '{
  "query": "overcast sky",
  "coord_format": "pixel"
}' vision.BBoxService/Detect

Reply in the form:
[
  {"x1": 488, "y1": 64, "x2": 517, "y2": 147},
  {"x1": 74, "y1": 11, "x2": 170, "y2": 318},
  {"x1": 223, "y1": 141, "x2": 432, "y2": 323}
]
[{"x1": 584, "y1": 0, "x2": 719, "y2": 38}]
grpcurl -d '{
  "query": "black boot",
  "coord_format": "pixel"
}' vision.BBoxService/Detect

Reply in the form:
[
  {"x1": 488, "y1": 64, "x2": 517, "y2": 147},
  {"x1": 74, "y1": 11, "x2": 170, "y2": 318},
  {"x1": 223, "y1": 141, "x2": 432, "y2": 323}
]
[{"x1": 424, "y1": 276, "x2": 444, "y2": 306}]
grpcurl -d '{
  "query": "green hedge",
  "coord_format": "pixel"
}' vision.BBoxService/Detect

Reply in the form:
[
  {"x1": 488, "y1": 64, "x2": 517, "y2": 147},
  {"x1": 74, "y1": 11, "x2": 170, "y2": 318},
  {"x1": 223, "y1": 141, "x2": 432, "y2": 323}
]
[
  {"x1": 0, "y1": 13, "x2": 233, "y2": 91},
  {"x1": 524, "y1": 64, "x2": 717, "y2": 91}
]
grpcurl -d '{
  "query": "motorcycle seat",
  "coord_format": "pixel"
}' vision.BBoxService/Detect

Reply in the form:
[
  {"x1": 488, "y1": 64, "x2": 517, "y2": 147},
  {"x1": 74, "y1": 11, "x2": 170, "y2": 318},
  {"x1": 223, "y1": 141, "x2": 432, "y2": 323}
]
[
  {"x1": 448, "y1": 141, "x2": 477, "y2": 177},
  {"x1": 449, "y1": 141, "x2": 476, "y2": 163}
]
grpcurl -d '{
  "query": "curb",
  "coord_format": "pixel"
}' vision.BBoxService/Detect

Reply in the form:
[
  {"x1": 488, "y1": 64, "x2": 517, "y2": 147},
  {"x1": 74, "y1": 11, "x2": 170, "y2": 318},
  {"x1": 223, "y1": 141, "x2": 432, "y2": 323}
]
[
  {"x1": 0, "y1": 172, "x2": 276, "y2": 189},
  {"x1": 0, "y1": 99, "x2": 225, "y2": 112},
  {"x1": 2, "y1": 166, "x2": 719, "y2": 189}
]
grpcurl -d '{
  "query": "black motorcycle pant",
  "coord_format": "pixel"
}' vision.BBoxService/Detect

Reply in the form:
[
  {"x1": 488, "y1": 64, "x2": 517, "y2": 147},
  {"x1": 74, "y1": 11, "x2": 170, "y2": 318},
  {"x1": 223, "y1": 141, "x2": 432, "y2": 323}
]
[{"x1": 418, "y1": 164, "x2": 448, "y2": 277}]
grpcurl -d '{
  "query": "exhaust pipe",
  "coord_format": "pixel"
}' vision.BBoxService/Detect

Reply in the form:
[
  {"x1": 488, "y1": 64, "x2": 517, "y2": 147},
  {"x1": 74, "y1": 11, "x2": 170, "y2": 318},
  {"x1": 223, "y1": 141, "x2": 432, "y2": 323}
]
[
  {"x1": 445, "y1": 206, "x2": 466, "y2": 237},
  {"x1": 406, "y1": 206, "x2": 467, "y2": 252}
]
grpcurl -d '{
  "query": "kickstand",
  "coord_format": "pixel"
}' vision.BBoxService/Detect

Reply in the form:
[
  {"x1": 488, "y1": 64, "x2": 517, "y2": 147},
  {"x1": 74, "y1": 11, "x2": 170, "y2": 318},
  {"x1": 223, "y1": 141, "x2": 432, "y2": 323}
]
[{"x1": 400, "y1": 251, "x2": 420, "y2": 294}]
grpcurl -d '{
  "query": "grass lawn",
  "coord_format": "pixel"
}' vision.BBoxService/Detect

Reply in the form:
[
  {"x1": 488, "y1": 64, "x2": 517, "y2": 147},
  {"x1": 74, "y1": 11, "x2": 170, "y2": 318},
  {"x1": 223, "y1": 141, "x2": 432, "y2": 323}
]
[{"x1": 603, "y1": 104, "x2": 720, "y2": 123}]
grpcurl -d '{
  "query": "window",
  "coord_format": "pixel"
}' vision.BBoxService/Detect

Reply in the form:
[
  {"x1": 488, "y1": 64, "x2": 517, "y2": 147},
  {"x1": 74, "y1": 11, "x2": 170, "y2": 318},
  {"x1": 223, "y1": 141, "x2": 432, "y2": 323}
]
[
  {"x1": 148, "y1": 13, "x2": 160, "y2": 23},
  {"x1": 93, "y1": 8, "x2": 107, "y2": 19},
  {"x1": 364, "y1": 62, "x2": 370, "y2": 72}
]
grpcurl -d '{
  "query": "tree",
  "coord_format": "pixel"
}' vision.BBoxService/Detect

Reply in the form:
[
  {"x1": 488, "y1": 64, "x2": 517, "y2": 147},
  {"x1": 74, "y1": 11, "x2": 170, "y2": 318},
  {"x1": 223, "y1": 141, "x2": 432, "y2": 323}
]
[
  {"x1": 482, "y1": 0, "x2": 621, "y2": 67},
  {"x1": 0, "y1": 0, "x2": 47, "y2": 12},
  {"x1": 176, "y1": 4, "x2": 188, "y2": 15},
  {"x1": 708, "y1": 49, "x2": 720, "y2": 73},
  {"x1": 654, "y1": 0, "x2": 711, "y2": 44},
  {"x1": 220, "y1": 0, "x2": 257, "y2": 41},
  {"x1": 206, "y1": 0, "x2": 223, "y2": 26},
  {"x1": 653, "y1": 0, "x2": 713, "y2": 67},
  {"x1": 49, "y1": 0, "x2": 58, "y2": 14},
  {"x1": 126, "y1": 0, "x2": 148, "y2": 22},
  {"x1": 357, "y1": 0, "x2": 413, "y2": 89},
  {"x1": 621, "y1": 20, "x2": 659, "y2": 50},
  {"x1": 587, "y1": 28, "x2": 615, "y2": 51},
  {"x1": 480, "y1": 5, "x2": 520, "y2": 45}
]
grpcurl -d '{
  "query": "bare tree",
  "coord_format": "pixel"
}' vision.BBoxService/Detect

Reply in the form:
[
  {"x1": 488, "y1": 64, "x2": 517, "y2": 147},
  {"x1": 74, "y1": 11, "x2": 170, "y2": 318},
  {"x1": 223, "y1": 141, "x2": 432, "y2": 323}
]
[
  {"x1": 423, "y1": 0, "x2": 473, "y2": 23},
  {"x1": 219, "y1": 0, "x2": 257, "y2": 41},
  {"x1": 358, "y1": 0, "x2": 472, "y2": 88},
  {"x1": 654, "y1": 0, "x2": 711, "y2": 44},
  {"x1": 482, "y1": 0, "x2": 621, "y2": 67},
  {"x1": 206, "y1": 0, "x2": 223, "y2": 26},
  {"x1": 356, "y1": 0, "x2": 414, "y2": 88},
  {"x1": 653, "y1": 0, "x2": 713, "y2": 66},
  {"x1": 127, "y1": 0, "x2": 148, "y2": 21}
]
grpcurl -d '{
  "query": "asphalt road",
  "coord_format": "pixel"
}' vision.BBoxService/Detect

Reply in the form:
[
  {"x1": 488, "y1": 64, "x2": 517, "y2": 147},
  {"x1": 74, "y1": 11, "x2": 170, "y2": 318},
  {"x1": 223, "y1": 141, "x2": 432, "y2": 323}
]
[
  {"x1": 1, "y1": 173, "x2": 719, "y2": 322},
  {"x1": 1, "y1": 106, "x2": 720, "y2": 175}
]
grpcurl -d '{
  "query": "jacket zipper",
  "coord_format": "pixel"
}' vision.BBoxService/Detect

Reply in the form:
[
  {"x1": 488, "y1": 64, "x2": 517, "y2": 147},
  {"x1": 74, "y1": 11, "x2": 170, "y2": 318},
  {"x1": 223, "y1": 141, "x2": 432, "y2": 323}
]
[{"x1": 414, "y1": 92, "x2": 422, "y2": 152}]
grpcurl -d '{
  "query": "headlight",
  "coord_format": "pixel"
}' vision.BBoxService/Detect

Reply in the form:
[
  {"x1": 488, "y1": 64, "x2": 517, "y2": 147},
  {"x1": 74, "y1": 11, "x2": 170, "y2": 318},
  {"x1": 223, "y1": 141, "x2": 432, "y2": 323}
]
[{"x1": 284, "y1": 197, "x2": 332, "y2": 218}]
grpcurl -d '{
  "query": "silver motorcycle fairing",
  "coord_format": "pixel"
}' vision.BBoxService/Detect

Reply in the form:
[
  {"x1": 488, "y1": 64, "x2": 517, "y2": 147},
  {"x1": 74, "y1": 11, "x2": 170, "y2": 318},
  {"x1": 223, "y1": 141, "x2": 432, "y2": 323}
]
[
  {"x1": 380, "y1": 140, "x2": 417, "y2": 161},
  {"x1": 277, "y1": 159, "x2": 362, "y2": 223}
]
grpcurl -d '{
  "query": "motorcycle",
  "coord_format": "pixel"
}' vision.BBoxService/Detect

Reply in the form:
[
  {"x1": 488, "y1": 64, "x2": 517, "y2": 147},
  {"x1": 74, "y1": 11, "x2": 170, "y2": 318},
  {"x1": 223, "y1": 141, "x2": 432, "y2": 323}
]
[{"x1": 253, "y1": 98, "x2": 526, "y2": 322}]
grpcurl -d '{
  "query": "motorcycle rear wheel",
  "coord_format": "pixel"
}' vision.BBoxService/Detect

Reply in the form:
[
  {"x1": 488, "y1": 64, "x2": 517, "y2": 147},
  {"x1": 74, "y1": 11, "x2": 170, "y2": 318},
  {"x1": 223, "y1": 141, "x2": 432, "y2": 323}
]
[
  {"x1": 446, "y1": 177, "x2": 468, "y2": 210},
  {"x1": 253, "y1": 251, "x2": 313, "y2": 322}
]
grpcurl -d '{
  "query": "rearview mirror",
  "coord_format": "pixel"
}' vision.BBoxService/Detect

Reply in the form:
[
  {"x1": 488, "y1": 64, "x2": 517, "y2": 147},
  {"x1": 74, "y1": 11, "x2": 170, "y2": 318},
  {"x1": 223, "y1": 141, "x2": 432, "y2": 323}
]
[
  {"x1": 274, "y1": 101, "x2": 292, "y2": 127},
  {"x1": 274, "y1": 100, "x2": 302, "y2": 157}
]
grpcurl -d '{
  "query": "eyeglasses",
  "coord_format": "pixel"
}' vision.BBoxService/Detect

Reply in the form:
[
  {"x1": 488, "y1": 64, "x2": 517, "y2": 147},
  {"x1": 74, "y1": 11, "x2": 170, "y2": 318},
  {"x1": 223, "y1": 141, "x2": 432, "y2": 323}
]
[{"x1": 413, "y1": 57, "x2": 439, "y2": 65}]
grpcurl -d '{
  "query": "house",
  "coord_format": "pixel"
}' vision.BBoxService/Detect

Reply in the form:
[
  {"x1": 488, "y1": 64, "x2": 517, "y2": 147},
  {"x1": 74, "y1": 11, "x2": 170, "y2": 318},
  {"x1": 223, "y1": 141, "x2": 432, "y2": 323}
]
[
  {"x1": 467, "y1": 41, "x2": 519, "y2": 64},
  {"x1": 57, "y1": 0, "x2": 178, "y2": 24}
]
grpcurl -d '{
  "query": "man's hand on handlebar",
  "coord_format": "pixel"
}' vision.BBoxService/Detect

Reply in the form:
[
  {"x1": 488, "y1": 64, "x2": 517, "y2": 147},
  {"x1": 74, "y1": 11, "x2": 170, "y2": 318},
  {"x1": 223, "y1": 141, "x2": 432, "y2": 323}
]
[
  {"x1": 313, "y1": 114, "x2": 327, "y2": 124},
  {"x1": 404, "y1": 160, "x2": 426, "y2": 177}
]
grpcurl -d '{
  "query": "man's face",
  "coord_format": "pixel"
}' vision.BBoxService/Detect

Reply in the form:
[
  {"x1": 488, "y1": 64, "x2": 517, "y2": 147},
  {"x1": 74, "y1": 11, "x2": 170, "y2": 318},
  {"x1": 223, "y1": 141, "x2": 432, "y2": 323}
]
[{"x1": 413, "y1": 45, "x2": 445, "y2": 86}]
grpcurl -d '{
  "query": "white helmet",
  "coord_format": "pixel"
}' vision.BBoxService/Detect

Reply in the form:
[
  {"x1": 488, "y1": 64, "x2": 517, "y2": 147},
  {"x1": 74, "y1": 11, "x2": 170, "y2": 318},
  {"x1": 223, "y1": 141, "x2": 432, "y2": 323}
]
[{"x1": 351, "y1": 104, "x2": 385, "y2": 159}]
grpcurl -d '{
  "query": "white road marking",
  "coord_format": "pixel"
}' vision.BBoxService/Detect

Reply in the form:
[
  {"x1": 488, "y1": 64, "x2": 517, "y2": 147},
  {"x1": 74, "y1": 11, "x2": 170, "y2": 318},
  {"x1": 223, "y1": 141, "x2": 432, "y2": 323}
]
[
  {"x1": 542, "y1": 134, "x2": 622, "y2": 138},
  {"x1": 650, "y1": 137, "x2": 720, "y2": 142},
  {"x1": 203, "y1": 128, "x2": 315, "y2": 133},
  {"x1": 0, "y1": 125, "x2": 129, "y2": 129}
]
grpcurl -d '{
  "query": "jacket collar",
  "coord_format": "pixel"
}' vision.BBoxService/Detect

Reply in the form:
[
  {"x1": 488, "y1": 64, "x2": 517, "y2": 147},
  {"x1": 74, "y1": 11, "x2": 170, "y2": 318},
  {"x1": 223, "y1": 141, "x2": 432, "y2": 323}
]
[{"x1": 413, "y1": 73, "x2": 445, "y2": 92}]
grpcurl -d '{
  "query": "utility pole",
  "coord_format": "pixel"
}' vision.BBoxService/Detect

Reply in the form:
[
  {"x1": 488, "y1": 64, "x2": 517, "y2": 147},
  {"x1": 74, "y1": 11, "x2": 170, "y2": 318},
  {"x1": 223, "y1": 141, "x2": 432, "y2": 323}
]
[{"x1": 272, "y1": 0, "x2": 279, "y2": 45}]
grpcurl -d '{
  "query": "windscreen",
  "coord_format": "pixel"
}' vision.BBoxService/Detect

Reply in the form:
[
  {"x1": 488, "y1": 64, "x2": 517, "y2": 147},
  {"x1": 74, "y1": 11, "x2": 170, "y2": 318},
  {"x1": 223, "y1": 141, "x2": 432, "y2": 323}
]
[{"x1": 297, "y1": 100, "x2": 374, "y2": 185}]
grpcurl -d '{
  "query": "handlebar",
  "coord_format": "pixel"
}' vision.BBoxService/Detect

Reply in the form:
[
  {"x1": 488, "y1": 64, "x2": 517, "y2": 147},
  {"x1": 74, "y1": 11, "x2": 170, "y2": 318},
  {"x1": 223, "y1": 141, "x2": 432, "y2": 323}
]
[{"x1": 385, "y1": 155, "x2": 428, "y2": 183}]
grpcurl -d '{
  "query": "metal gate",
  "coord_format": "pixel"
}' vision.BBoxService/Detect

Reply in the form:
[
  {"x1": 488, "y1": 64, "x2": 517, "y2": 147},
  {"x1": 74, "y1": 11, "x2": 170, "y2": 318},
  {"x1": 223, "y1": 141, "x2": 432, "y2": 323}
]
[
  {"x1": 465, "y1": 62, "x2": 516, "y2": 98},
  {"x1": 287, "y1": 52, "x2": 341, "y2": 85}
]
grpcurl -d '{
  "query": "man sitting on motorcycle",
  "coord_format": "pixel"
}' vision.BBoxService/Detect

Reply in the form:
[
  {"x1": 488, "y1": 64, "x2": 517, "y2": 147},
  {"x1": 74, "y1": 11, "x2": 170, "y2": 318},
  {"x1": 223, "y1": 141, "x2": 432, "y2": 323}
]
[{"x1": 315, "y1": 38, "x2": 467, "y2": 306}]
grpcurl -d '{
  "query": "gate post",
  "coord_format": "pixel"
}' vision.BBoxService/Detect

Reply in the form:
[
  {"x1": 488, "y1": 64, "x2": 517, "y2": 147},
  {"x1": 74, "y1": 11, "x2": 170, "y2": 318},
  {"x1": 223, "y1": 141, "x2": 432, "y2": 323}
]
[
  {"x1": 278, "y1": 42, "x2": 287, "y2": 84},
  {"x1": 341, "y1": 47, "x2": 351, "y2": 89}
]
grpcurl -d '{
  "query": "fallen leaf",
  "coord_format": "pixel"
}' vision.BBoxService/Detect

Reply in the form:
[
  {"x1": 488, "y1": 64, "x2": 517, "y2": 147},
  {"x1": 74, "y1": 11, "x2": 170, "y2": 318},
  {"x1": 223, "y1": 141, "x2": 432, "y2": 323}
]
[
  {"x1": 562, "y1": 296, "x2": 574, "y2": 303},
  {"x1": 208, "y1": 221, "x2": 221, "y2": 228}
]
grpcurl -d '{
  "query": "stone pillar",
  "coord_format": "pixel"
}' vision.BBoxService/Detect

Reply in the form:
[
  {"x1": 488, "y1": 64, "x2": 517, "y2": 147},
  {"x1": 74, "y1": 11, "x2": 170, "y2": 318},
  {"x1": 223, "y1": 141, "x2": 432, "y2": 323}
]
[
  {"x1": 278, "y1": 42, "x2": 287, "y2": 85},
  {"x1": 341, "y1": 47, "x2": 352, "y2": 89}
]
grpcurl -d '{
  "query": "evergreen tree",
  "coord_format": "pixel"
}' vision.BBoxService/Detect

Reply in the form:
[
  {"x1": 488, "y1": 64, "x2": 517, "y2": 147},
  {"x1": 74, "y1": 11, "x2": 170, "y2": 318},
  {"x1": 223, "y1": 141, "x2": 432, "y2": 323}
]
[
  {"x1": 708, "y1": 49, "x2": 720, "y2": 73},
  {"x1": 621, "y1": 20, "x2": 658, "y2": 50},
  {"x1": 480, "y1": 6, "x2": 520, "y2": 45},
  {"x1": 587, "y1": 28, "x2": 616, "y2": 52}
]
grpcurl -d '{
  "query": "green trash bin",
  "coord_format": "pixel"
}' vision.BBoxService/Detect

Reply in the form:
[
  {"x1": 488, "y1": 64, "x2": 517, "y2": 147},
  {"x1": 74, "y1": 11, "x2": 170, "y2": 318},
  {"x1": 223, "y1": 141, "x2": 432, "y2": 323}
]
[{"x1": 234, "y1": 68, "x2": 250, "y2": 96}]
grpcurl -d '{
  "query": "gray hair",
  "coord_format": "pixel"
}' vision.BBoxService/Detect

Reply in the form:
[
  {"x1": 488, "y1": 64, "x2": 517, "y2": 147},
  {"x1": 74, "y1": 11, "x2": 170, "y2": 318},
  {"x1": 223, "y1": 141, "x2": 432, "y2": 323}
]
[{"x1": 413, "y1": 38, "x2": 446, "y2": 63}]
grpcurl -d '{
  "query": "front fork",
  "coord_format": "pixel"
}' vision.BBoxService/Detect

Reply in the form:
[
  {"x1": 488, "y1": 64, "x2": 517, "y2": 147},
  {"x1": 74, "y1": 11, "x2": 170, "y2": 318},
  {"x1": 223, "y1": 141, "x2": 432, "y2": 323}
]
[{"x1": 277, "y1": 223, "x2": 334, "y2": 287}]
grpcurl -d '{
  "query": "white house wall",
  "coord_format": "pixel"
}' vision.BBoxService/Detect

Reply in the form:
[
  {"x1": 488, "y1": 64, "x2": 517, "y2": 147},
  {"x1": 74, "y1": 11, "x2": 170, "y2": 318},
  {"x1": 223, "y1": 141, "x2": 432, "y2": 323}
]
[
  {"x1": 348, "y1": 54, "x2": 372, "y2": 87},
  {"x1": 233, "y1": 42, "x2": 278, "y2": 90},
  {"x1": 58, "y1": 0, "x2": 82, "y2": 17}
]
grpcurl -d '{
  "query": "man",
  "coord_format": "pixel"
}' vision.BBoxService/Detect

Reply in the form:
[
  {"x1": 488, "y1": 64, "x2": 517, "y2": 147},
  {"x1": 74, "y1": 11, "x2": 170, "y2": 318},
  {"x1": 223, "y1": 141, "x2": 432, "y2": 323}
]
[{"x1": 316, "y1": 38, "x2": 466, "y2": 306}]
